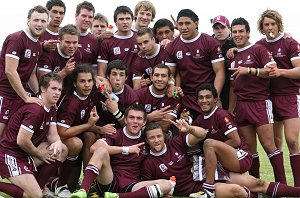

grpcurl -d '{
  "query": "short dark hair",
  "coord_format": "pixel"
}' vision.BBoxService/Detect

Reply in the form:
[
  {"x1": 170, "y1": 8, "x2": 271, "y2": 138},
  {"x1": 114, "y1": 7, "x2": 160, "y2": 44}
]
[
  {"x1": 177, "y1": 9, "x2": 199, "y2": 22},
  {"x1": 231, "y1": 17, "x2": 250, "y2": 32},
  {"x1": 153, "y1": 64, "x2": 171, "y2": 77},
  {"x1": 113, "y1": 6, "x2": 133, "y2": 22},
  {"x1": 195, "y1": 83, "x2": 218, "y2": 99},
  {"x1": 59, "y1": 24, "x2": 80, "y2": 40},
  {"x1": 137, "y1": 27, "x2": 154, "y2": 38},
  {"x1": 106, "y1": 59, "x2": 128, "y2": 77},
  {"x1": 46, "y1": 0, "x2": 66, "y2": 13},
  {"x1": 39, "y1": 72, "x2": 63, "y2": 91},
  {"x1": 76, "y1": 1, "x2": 95, "y2": 16},
  {"x1": 124, "y1": 103, "x2": 147, "y2": 120},
  {"x1": 28, "y1": 5, "x2": 49, "y2": 19},
  {"x1": 70, "y1": 65, "x2": 95, "y2": 92},
  {"x1": 153, "y1": 18, "x2": 174, "y2": 36},
  {"x1": 144, "y1": 122, "x2": 163, "y2": 138}
]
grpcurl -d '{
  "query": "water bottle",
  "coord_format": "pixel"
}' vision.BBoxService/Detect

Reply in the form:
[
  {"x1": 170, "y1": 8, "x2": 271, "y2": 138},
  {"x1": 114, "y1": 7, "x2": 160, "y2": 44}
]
[
  {"x1": 98, "y1": 84, "x2": 119, "y2": 102},
  {"x1": 107, "y1": 25, "x2": 114, "y2": 33},
  {"x1": 169, "y1": 176, "x2": 176, "y2": 195}
]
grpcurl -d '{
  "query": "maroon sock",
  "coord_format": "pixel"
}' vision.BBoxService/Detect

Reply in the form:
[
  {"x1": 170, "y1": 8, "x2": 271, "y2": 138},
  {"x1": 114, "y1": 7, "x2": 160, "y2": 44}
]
[
  {"x1": 268, "y1": 150, "x2": 286, "y2": 184},
  {"x1": 249, "y1": 153, "x2": 260, "y2": 178},
  {"x1": 290, "y1": 154, "x2": 300, "y2": 187},
  {"x1": 266, "y1": 182, "x2": 300, "y2": 197},
  {"x1": 0, "y1": 181, "x2": 24, "y2": 198},
  {"x1": 46, "y1": 177, "x2": 59, "y2": 192},
  {"x1": 37, "y1": 160, "x2": 62, "y2": 188},
  {"x1": 80, "y1": 164, "x2": 99, "y2": 192},
  {"x1": 118, "y1": 186, "x2": 152, "y2": 198},
  {"x1": 57, "y1": 156, "x2": 78, "y2": 187}
]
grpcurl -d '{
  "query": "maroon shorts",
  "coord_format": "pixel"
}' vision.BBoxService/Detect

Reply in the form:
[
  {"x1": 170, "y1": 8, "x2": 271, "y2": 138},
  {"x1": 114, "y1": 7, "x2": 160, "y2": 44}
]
[
  {"x1": 235, "y1": 100, "x2": 273, "y2": 127},
  {"x1": 0, "y1": 96, "x2": 24, "y2": 123},
  {"x1": 237, "y1": 149, "x2": 252, "y2": 173},
  {"x1": 271, "y1": 95, "x2": 300, "y2": 121},
  {"x1": 0, "y1": 151, "x2": 36, "y2": 178}
]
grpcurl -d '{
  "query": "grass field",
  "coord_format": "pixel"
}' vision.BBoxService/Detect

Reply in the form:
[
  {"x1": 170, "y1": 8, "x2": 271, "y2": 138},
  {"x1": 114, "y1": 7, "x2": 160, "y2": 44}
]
[{"x1": 0, "y1": 140, "x2": 295, "y2": 197}]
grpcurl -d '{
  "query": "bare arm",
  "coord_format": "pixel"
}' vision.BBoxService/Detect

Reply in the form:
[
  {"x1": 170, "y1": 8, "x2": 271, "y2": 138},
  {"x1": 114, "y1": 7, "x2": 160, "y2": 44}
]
[
  {"x1": 228, "y1": 82, "x2": 236, "y2": 114},
  {"x1": 98, "y1": 62, "x2": 107, "y2": 77},
  {"x1": 212, "y1": 61, "x2": 225, "y2": 97},
  {"x1": 224, "y1": 130, "x2": 241, "y2": 148},
  {"x1": 269, "y1": 59, "x2": 300, "y2": 79},
  {"x1": 27, "y1": 66, "x2": 39, "y2": 95}
]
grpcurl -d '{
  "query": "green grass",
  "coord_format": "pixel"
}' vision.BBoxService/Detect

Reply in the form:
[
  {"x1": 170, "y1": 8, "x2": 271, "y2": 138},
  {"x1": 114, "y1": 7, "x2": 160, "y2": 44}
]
[{"x1": 0, "y1": 139, "x2": 295, "y2": 197}]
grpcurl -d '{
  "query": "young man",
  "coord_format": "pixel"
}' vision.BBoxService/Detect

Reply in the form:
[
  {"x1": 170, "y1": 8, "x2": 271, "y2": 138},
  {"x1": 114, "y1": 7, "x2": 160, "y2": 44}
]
[
  {"x1": 132, "y1": 0, "x2": 156, "y2": 32},
  {"x1": 40, "y1": 0, "x2": 66, "y2": 51},
  {"x1": 256, "y1": 9, "x2": 300, "y2": 187},
  {"x1": 91, "y1": 13, "x2": 113, "y2": 41},
  {"x1": 94, "y1": 59, "x2": 138, "y2": 129},
  {"x1": 97, "y1": 5, "x2": 139, "y2": 86},
  {"x1": 0, "y1": 73, "x2": 68, "y2": 198},
  {"x1": 132, "y1": 27, "x2": 168, "y2": 89},
  {"x1": 229, "y1": 17, "x2": 286, "y2": 183},
  {"x1": 71, "y1": 104, "x2": 172, "y2": 198},
  {"x1": 212, "y1": 15, "x2": 236, "y2": 110},
  {"x1": 153, "y1": 18, "x2": 175, "y2": 43},
  {"x1": 38, "y1": 24, "x2": 82, "y2": 82},
  {"x1": 0, "y1": 5, "x2": 48, "y2": 136},
  {"x1": 142, "y1": 122, "x2": 300, "y2": 198},
  {"x1": 135, "y1": 64, "x2": 180, "y2": 134},
  {"x1": 75, "y1": 1, "x2": 98, "y2": 70},
  {"x1": 49, "y1": 65, "x2": 99, "y2": 193},
  {"x1": 192, "y1": 83, "x2": 252, "y2": 194},
  {"x1": 165, "y1": 9, "x2": 225, "y2": 118}
]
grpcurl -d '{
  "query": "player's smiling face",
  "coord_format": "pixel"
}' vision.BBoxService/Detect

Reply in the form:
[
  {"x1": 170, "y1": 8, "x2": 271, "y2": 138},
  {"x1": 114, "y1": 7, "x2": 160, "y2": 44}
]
[
  {"x1": 231, "y1": 24, "x2": 250, "y2": 48},
  {"x1": 135, "y1": 9, "x2": 152, "y2": 28},
  {"x1": 125, "y1": 110, "x2": 146, "y2": 136},
  {"x1": 151, "y1": 67, "x2": 169, "y2": 92},
  {"x1": 28, "y1": 11, "x2": 48, "y2": 38},
  {"x1": 197, "y1": 89, "x2": 217, "y2": 115},
  {"x1": 146, "y1": 128, "x2": 165, "y2": 153},
  {"x1": 74, "y1": 72, "x2": 94, "y2": 97}
]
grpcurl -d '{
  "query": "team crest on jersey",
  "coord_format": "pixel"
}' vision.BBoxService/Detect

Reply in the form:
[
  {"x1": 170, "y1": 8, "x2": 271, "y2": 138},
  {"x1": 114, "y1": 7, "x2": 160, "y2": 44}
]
[
  {"x1": 24, "y1": 49, "x2": 31, "y2": 58},
  {"x1": 145, "y1": 104, "x2": 152, "y2": 112},
  {"x1": 12, "y1": 51, "x2": 16, "y2": 55},
  {"x1": 176, "y1": 51, "x2": 183, "y2": 59},
  {"x1": 159, "y1": 164, "x2": 168, "y2": 172},
  {"x1": 230, "y1": 61, "x2": 235, "y2": 68},
  {"x1": 81, "y1": 110, "x2": 86, "y2": 119},
  {"x1": 113, "y1": 47, "x2": 121, "y2": 55}
]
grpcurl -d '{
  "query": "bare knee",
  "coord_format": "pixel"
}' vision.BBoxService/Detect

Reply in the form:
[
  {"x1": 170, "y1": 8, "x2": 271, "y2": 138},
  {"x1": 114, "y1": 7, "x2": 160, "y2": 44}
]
[
  {"x1": 64, "y1": 137, "x2": 83, "y2": 156},
  {"x1": 286, "y1": 139, "x2": 299, "y2": 153},
  {"x1": 230, "y1": 185, "x2": 248, "y2": 198},
  {"x1": 24, "y1": 189, "x2": 43, "y2": 198},
  {"x1": 203, "y1": 139, "x2": 216, "y2": 151},
  {"x1": 89, "y1": 148, "x2": 110, "y2": 168},
  {"x1": 83, "y1": 132, "x2": 97, "y2": 147},
  {"x1": 155, "y1": 179, "x2": 172, "y2": 194},
  {"x1": 59, "y1": 143, "x2": 69, "y2": 160}
]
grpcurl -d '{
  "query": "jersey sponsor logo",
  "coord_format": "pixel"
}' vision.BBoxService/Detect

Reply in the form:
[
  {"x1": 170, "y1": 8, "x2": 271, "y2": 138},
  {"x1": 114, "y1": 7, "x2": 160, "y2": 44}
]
[
  {"x1": 78, "y1": 44, "x2": 82, "y2": 48},
  {"x1": 5, "y1": 110, "x2": 9, "y2": 115},
  {"x1": 33, "y1": 53, "x2": 36, "y2": 57},
  {"x1": 81, "y1": 109, "x2": 86, "y2": 119},
  {"x1": 29, "y1": 125, "x2": 33, "y2": 129},
  {"x1": 113, "y1": 47, "x2": 121, "y2": 55},
  {"x1": 145, "y1": 104, "x2": 152, "y2": 112},
  {"x1": 159, "y1": 163, "x2": 168, "y2": 172},
  {"x1": 238, "y1": 60, "x2": 243, "y2": 64},
  {"x1": 124, "y1": 48, "x2": 129, "y2": 52},
  {"x1": 186, "y1": 52, "x2": 191, "y2": 56},
  {"x1": 40, "y1": 121, "x2": 44, "y2": 129},
  {"x1": 24, "y1": 166, "x2": 29, "y2": 172},
  {"x1": 230, "y1": 61, "x2": 235, "y2": 68},
  {"x1": 24, "y1": 49, "x2": 31, "y2": 58},
  {"x1": 176, "y1": 51, "x2": 183, "y2": 59},
  {"x1": 12, "y1": 51, "x2": 16, "y2": 55},
  {"x1": 53, "y1": 66, "x2": 61, "y2": 73},
  {"x1": 145, "y1": 67, "x2": 153, "y2": 75},
  {"x1": 43, "y1": 65, "x2": 49, "y2": 69},
  {"x1": 60, "y1": 120, "x2": 65, "y2": 123}
]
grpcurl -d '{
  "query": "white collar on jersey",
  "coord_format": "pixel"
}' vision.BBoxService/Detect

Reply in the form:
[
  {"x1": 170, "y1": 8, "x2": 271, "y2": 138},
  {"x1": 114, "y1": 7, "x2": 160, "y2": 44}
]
[
  {"x1": 57, "y1": 43, "x2": 70, "y2": 58},
  {"x1": 38, "y1": 95, "x2": 51, "y2": 112},
  {"x1": 46, "y1": 28, "x2": 59, "y2": 36},
  {"x1": 114, "y1": 31, "x2": 134, "y2": 39},
  {"x1": 203, "y1": 106, "x2": 218, "y2": 120},
  {"x1": 23, "y1": 29, "x2": 38, "y2": 42},
  {"x1": 180, "y1": 31, "x2": 201, "y2": 43},
  {"x1": 266, "y1": 33, "x2": 284, "y2": 43},
  {"x1": 74, "y1": 91, "x2": 89, "y2": 100},
  {"x1": 145, "y1": 44, "x2": 160, "y2": 59},
  {"x1": 150, "y1": 143, "x2": 167, "y2": 156},
  {"x1": 114, "y1": 86, "x2": 125, "y2": 95},
  {"x1": 80, "y1": 31, "x2": 89, "y2": 36},
  {"x1": 237, "y1": 43, "x2": 254, "y2": 52},
  {"x1": 149, "y1": 85, "x2": 165, "y2": 98},
  {"x1": 123, "y1": 127, "x2": 141, "y2": 139}
]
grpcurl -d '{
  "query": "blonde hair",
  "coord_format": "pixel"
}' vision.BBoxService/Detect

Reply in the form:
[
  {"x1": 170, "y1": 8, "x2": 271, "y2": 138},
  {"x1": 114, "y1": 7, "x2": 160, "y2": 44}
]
[
  {"x1": 134, "y1": 0, "x2": 156, "y2": 21},
  {"x1": 257, "y1": 9, "x2": 284, "y2": 35}
]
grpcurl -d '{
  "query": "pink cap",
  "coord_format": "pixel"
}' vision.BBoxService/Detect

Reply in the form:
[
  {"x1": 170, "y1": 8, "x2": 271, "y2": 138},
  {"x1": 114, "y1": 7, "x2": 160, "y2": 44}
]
[{"x1": 212, "y1": 15, "x2": 230, "y2": 27}]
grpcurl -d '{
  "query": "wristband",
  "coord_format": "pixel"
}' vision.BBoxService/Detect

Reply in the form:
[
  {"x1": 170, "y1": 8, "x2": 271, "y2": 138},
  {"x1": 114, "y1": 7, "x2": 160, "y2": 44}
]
[
  {"x1": 247, "y1": 67, "x2": 251, "y2": 74},
  {"x1": 122, "y1": 146, "x2": 129, "y2": 155},
  {"x1": 168, "y1": 80, "x2": 175, "y2": 85},
  {"x1": 256, "y1": 68, "x2": 260, "y2": 76},
  {"x1": 113, "y1": 110, "x2": 123, "y2": 120}
]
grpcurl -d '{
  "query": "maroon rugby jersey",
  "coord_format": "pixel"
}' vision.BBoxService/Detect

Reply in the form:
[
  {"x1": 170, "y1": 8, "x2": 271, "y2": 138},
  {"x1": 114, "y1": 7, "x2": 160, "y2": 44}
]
[
  {"x1": 135, "y1": 85, "x2": 179, "y2": 118},
  {"x1": 193, "y1": 107, "x2": 249, "y2": 153},
  {"x1": 100, "y1": 127, "x2": 148, "y2": 190},
  {"x1": 78, "y1": 32, "x2": 98, "y2": 66},
  {"x1": 131, "y1": 44, "x2": 167, "y2": 81},
  {"x1": 0, "y1": 103, "x2": 57, "y2": 157},
  {"x1": 141, "y1": 135, "x2": 202, "y2": 196},
  {"x1": 228, "y1": 43, "x2": 274, "y2": 101},
  {"x1": 39, "y1": 28, "x2": 59, "y2": 43},
  {"x1": 0, "y1": 30, "x2": 42, "y2": 99},
  {"x1": 57, "y1": 91, "x2": 94, "y2": 129},
  {"x1": 94, "y1": 84, "x2": 138, "y2": 128},
  {"x1": 257, "y1": 34, "x2": 300, "y2": 95}
]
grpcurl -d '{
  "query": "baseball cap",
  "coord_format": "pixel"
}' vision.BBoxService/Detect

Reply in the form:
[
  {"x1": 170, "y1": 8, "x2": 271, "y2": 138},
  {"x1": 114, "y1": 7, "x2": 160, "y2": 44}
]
[{"x1": 212, "y1": 15, "x2": 230, "y2": 27}]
